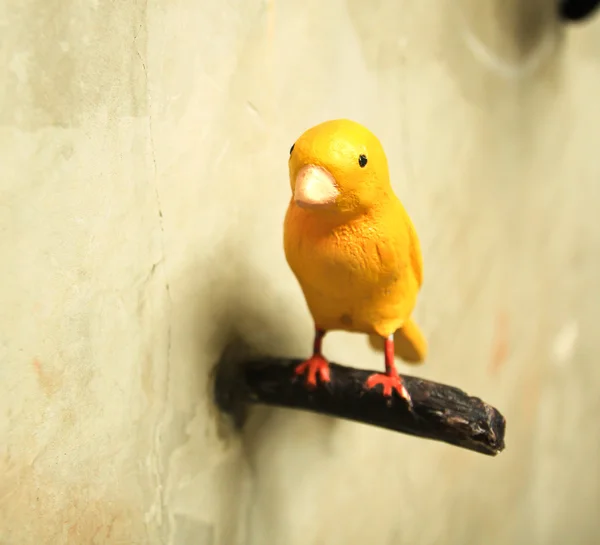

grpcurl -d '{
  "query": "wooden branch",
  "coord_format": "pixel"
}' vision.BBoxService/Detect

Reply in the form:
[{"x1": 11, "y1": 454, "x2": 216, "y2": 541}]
[{"x1": 214, "y1": 356, "x2": 506, "y2": 457}]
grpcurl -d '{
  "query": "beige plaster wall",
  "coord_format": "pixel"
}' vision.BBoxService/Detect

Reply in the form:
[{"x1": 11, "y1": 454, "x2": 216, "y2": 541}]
[{"x1": 1, "y1": 0, "x2": 600, "y2": 543}]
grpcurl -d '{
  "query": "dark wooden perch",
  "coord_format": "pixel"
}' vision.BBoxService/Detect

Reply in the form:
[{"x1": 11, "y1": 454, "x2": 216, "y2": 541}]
[{"x1": 214, "y1": 356, "x2": 506, "y2": 457}]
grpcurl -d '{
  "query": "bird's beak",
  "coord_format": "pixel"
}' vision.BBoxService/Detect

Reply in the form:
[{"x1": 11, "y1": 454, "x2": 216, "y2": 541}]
[{"x1": 294, "y1": 165, "x2": 339, "y2": 209}]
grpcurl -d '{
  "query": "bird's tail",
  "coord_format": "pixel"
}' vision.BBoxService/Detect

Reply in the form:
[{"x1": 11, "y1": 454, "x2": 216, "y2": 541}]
[{"x1": 368, "y1": 317, "x2": 427, "y2": 364}]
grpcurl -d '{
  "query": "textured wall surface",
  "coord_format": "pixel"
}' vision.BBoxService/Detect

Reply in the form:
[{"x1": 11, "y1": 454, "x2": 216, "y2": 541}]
[{"x1": 1, "y1": 0, "x2": 600, "y2": 544}]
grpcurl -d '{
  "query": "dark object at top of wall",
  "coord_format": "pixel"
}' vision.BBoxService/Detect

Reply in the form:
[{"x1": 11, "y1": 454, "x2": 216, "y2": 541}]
[{"x1": 559, "y1": 0, "x2": 600, "y2": 21}]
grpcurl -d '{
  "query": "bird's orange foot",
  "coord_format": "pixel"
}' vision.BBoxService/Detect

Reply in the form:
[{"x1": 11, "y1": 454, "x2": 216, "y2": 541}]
[
  {"x1": 365, "y1": 373, "x2": 412, "y2": 405},
  {"x1": 294, "y1": 355, "x2": 331, "y2": 388}
]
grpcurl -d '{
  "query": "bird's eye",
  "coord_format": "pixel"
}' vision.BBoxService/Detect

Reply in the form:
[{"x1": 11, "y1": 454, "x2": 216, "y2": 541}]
[
  {"x1": 358, "y1": 154, "x2": 368, "y2": 168},
  {"x1": 290, "y1": 144, "x2": 295, "y2": 155}
]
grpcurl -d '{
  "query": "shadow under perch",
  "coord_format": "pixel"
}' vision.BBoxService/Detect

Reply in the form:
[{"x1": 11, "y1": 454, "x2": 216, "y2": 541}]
[{"x1": 214, "y1": 355, "x2": 506, "y2": 457}]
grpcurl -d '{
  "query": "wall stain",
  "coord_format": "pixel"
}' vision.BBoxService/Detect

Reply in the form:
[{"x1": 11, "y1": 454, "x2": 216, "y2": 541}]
[
  {"x1": 32, "y1": 357, "x2": 63, "y2": 397},
  {"x1": 0, "y1": 456, "x2": 144, "y2": 544},
  {"x1": 0, "y1": 0, "x2": 149, "y2": 130}
]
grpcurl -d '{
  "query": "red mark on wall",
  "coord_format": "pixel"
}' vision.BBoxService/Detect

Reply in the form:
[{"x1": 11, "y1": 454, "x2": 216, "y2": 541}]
[
  {"x1": 0, "y1": 456, "x2": 139, "y2": 543},
  {"x1": 489, "y1": 310, "x2": 509, "y2": 374},
  {"x1": 32, "y1": 358, "x2": 61, "y2": 397}
]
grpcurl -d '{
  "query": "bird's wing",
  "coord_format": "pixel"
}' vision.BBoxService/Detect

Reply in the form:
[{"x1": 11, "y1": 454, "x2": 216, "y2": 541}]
[{"x1": 407, "y1": 218, "x2": 423, "y2": 287}]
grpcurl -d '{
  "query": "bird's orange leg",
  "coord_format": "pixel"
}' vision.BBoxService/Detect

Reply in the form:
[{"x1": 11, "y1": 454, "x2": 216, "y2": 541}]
[
  {"x1": 294, "y1": 328, "x2": 331, "y2": 388},
  {"x1": 365, "y1": 335, "x2": 412, "y2": 405}
]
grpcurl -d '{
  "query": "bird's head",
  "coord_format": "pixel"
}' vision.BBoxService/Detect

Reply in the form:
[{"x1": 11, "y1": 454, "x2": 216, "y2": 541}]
[{"x1": 288, "y1": 119, "x2": 391, "y2": 217}]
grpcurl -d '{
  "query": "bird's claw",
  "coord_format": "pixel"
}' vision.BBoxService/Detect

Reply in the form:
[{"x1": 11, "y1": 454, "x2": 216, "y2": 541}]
[
  {"x1": 365, "y1": 373, "x2": 412, "y2": 406},
  {"x1": 294, "y1": 355, "x2": 331, "y2": 388}
]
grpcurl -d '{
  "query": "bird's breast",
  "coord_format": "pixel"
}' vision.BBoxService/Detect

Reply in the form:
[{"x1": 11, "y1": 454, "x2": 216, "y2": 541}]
[
  {"x1": 283, "y1": 201, "x2": 419, "y2": 335},
  {"x1": 284, "y1": 202, "x2": 408, "y2": 301}
]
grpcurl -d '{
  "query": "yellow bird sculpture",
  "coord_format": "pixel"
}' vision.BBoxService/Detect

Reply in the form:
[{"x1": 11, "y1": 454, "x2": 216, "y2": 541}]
[{"x1": 283, "y1": 119, "x2": 427, "y2": 404}]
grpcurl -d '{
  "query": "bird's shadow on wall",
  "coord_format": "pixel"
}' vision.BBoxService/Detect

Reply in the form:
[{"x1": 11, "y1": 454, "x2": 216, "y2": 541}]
[{"x1": 191, "y1": 246, "x2": 338, "y2": 464}]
